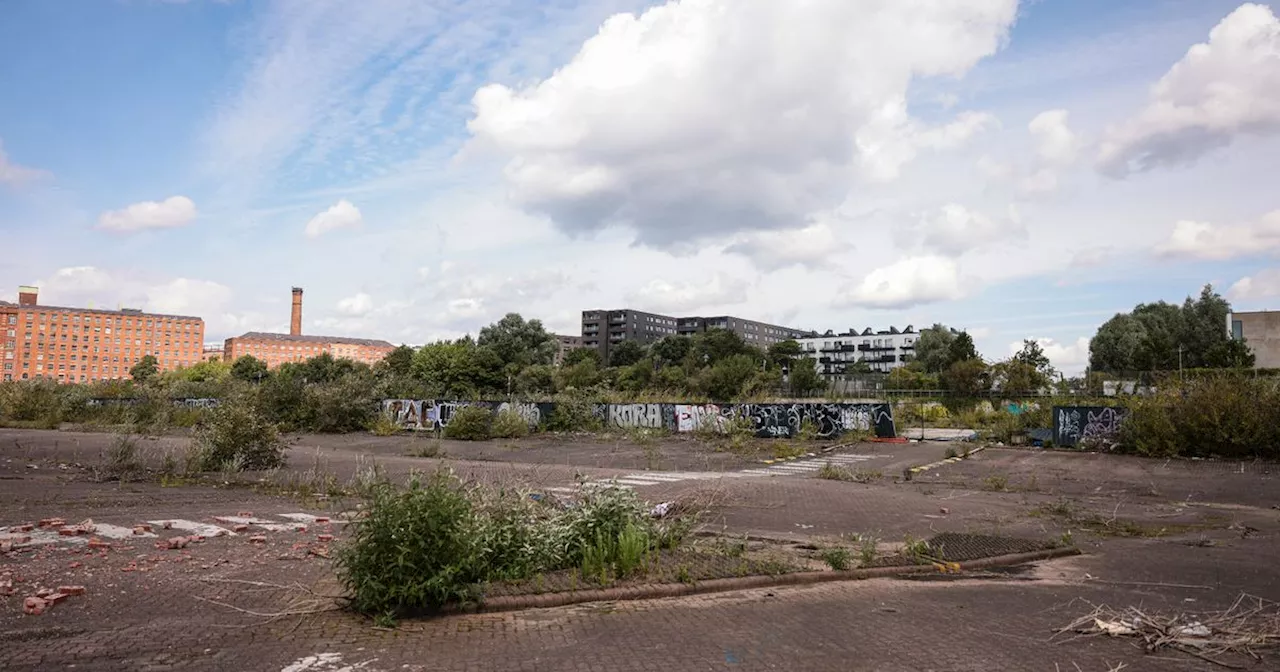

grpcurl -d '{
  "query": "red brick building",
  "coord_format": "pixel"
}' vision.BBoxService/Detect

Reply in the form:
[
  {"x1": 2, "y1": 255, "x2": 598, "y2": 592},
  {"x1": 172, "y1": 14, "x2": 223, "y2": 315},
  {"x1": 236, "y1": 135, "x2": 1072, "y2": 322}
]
[
  {"x1": 222, "y1": 287, "x2": 395, "y2": 368},
  {"x1": 1, "y1": 286, "x2": 205, "y2": 383}
]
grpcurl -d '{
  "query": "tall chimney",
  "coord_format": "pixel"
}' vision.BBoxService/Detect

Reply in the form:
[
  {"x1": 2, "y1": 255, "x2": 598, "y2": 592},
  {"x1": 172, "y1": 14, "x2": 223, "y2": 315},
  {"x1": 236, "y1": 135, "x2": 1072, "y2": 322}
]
[
  {"x1": 290, "y1": 287, "x2": 303, "y2": 336},
  {"x1": 17, "y1": 286, "x2": 38, "y2": 306}
]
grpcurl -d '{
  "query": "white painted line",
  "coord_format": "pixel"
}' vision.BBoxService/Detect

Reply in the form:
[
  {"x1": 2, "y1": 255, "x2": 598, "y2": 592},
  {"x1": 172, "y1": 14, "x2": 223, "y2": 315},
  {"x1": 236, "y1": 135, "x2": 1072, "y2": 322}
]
[
  {"x1": 149, "y1": 520, "x2": 236, "y2": 537},
  {"x1": 278, "y1": 513, "x2": 347, "y2": 526},
  {"x1": 739, "y1": 469, "x2": 773, "y2": 475},
  {"x1": 612, "y1": 478, "x2": 661, "y2": 487},
  {"x1": 626, "y1": 473, "x2": 690, "y2": 482},
  {"x1": 214, "y1": 515, "x2": 303, "y2": 532}
]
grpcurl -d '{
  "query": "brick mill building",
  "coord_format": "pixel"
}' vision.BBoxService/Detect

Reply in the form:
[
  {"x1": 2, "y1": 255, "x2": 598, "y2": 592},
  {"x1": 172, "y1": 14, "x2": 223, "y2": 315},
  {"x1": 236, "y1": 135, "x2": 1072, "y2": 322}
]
[
  {"x1": 221, "y1": 287, "x2": 395, "y2": 368},
  {"x1": 0, "y1": 286, "x2": 205, "y2": 383}
]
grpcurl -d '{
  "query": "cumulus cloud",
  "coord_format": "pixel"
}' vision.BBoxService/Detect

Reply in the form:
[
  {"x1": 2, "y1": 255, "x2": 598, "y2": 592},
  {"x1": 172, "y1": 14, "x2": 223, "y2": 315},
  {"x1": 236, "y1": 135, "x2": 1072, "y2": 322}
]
[
  {"x1": 0, "y1": 140, "x2": 48, "y2": 186},
  {"x1": 1098, "y1": 4, "x2": 1280, "y2": 176},
  {"x1": 145, "y1": 278, "x2": 234, "y2": 317},
  {"x1": 723, "y1": 222, "x2": 846, "y2": 271},
  {"x1": 836, "y1": 256, "x2": 963, "y2": 309},
  {"x1": 1155, "y1": 210, "x2": 1280, "y2": 260},
  {"x1": 626, "y1": 273, "x2": 749, "y2": 314},
  {"x1": 468, "y1": 0, "x2": 1017, "y2": 248},
  {"x1": 904, "y1": 204, "x2": 1025, "y2": 256},
  {"x1": 1011, "y1": 337, "x2": 1090, "y2": 376},
  {"x1": 1228, "y1": 268, "x2": 1280, "y2": 301},
  {"x1": 1069, "y1": 247, "x2": 1115, "y2": 268},
  {"x1": 1029, "y1": 109, "x2": 1079, "y2": 165},
  {"x1": 97, "y1": 196, "x2": 197, "y2": 232},
  {"x1": 304, "y1": 199, "x2": 362, "y2": 238},
  {"x1": 336, "y1": 292, "x2": 374, "y2": 317}
]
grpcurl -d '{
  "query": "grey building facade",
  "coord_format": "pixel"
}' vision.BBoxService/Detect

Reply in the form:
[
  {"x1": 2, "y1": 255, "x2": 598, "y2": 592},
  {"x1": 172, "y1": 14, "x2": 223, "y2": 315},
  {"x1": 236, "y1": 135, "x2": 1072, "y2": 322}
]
[
  {"x1": 581, "y1": 309, "x2": 807, "y2": 364},
  {"x1": 1229, "y1": 310, "x2": 1280, "y2": 368}
]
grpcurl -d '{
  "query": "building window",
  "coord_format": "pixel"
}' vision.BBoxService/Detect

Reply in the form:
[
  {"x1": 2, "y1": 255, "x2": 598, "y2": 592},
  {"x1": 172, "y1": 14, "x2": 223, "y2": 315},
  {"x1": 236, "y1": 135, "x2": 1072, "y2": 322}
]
[{"x1": 1231, "y1": 320, "x2": 1243, "y2": 340}]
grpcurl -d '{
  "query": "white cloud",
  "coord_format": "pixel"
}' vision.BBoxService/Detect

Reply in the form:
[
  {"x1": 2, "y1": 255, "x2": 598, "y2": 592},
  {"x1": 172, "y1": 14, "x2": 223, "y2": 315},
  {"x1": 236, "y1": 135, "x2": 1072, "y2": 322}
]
[
  {"x1": 626, "y1": 273, "x2": 749, "y2": 314},
  {"x1": 1098, "y1": 3, "x2": 1280, "y2": 176},
  {"x1": 1028, "y1": 109, "x2": 1079, "y2": 165},
  {"x1": 1155, "y1": 210, "x2": 1280, "y2": 260},
  {"x1": 468, "y1": 0, "x2": 1017, "y2": 248},
  {"x1": 304, "y1": 199, "x2": 362, "y2": 238},
  {"x1": 1011, "y1": 336, "x2": 1090, "y2": 377},
  {"x1": 145, "y1": 278, "x2": 233, "y2": 317},
  {"x1": 336, "y1": 292, "x2": 374, "y2": 316},
  {"x1": 0, "y1": 140, "x2": 48, "y2": 186},
  {"x1": 836, "y1": 256, "x2": 963, "y2": 309},
  {"x1": 1228, "y1": 268, "x2": 1280, "y2": 301},
  {"x1": 723, "y1": 222, "x2": 845, "y2": 271},
  {"x1": 97, "y1": 196, "x2": 197, "y2": 233},
  {"x1": 1069, "y1": 247, "x2": 1115, "y2": 268},
  {"x1": 905, "y1": 204, "x2": 1025, "y2": 256}
]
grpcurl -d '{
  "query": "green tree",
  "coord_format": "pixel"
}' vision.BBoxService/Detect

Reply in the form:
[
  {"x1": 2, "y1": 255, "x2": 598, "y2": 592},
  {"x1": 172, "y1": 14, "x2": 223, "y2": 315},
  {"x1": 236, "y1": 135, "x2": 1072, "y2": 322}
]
[
  {"x1": 563, "y1": 347, "x2": 600, "y2": 367},
  {"x1": 608, "y1": 340, "x2": 647, "y2": 367},
  {"x1": 788, "y1": 360, "x2": 826, "y2": 396},
  {"x1": 913, "y1": 324, "x2": 957, "y2": 373},
  {"x1": 297, "y1": 352, "x2": 366, "y2": 384},
  {"x1": 886, "y1": 366, "x2": 936, "y2": 390},
  {"x1": 410, "y1": 337, "x2": 504, "y2": 398},
  {"x1": 940, "y1": 358, "x2": 989, "y2": 395},
  {"x1": 767, "y1": 339, "x2": 804, "y2": 370},
  {"x1": 1089, "y1": 313, "x2": 1145, "y2": 372},
  {"x1": 230, "y1": 355, "x2": 269, "y2": 383},
  {"x1": 129, "y1": 355, "x2": 159, "y2": 383},
  {"x1": 514, "y1": 364, "x2": 557, "y2": 395},
  {"x1": 558, "y1": 358, "x2": 602, "y2": 390},
  {"x1": 947, "y1": 332, "x2": 980, "y2": 366},
  {"x1": 698, "y1": 353, "x2": 759, "y2": 401},
  {"x1": 167, "y1": 358, "x2": 230, "y2": 383},
  {"x1": 1089, "y1": 285, "x2": 1246, "y2": 372},
  {"x1": 993, "y1": 360, "x2": 1046, "y2": 396},
  {"x1": 650, "y1": 335, "x2": 692, "y2": 366},
  {"x1": 691, "y1": 329, "x2": 756, "y2": 366},
  {"x1": 477, "y1": 313, "x2": 556, "y2": 368},
  {"x1": 381, "y1": 345, "x2": 415, "y2": 377}
]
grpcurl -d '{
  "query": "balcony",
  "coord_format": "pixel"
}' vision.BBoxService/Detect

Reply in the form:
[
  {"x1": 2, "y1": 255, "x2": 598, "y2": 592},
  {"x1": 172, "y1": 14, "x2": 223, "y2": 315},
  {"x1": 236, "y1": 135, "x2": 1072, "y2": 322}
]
[{"x1": 857, "y1": 344, "x2": 873, "y2": 351}]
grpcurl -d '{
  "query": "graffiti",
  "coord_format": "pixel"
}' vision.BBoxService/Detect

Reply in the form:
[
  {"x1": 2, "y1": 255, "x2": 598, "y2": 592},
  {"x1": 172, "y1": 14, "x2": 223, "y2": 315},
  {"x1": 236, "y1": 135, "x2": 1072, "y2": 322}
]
[
  {"x1": 496, "y1": 402, "x2": 541, "y2": 427},
  {"x1": 85, "y1": 398, "x2": 221, "y2": 409},
  {"x1": 608, "y1": 403, "x2": 663, "y2": 429},
  {"x1": 1053, "y1": 406, "x2": 1127, "y2": 447},
  {"x1": 380, "y1": 400, "x2": 897, "y2": 439},
  {"x1": 175, "y1": 398, "x2": 220, "y2": 409}
]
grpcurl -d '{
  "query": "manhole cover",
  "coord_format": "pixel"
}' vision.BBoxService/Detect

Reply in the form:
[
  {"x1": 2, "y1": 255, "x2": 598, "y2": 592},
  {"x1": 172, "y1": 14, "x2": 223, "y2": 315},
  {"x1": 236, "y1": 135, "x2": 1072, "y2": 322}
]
[{"x1": 924, "y1": 533, "x2": 1056, "y2": 562}]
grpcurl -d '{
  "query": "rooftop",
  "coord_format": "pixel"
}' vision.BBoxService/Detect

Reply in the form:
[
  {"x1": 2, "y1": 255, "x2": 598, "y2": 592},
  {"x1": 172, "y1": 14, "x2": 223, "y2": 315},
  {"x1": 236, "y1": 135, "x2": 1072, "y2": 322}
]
[
  {"x1": 230, "y1": 331, "x2": 395, "y2": 348},
  {"x1": 0, "y1": 300, "x2": 201, "y2": 321}
]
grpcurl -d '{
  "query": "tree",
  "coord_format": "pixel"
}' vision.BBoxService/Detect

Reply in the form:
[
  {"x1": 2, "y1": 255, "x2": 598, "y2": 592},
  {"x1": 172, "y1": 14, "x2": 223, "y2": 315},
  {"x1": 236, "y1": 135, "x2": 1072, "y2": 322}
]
[
  {"x1": 129, "y1": 355, "x2": 159, "y2": 383},
  {"x1": 477, "y1": 313, "x2": 556, "y2": 368},
  {"x1": 381, "y1": 345, "x2": 415, "y2": 377},
  {"x1": 691, "y1": 329, "x2": 756, "y2": 366},
  {"x1": 608, "y1": 340, "x2": 646, "y2": 367},
  {"x1": 887, "y1": 366, "x2": 936, "y2": 390},
  {"x1": 563, "y1": 347, "x2": 600, "y2": 367},
  {"x1": 651, "y1": 335, "x2": 693, "y2": 366},
  {"x1": 914, "y1": 324, "x2": 957, "y2": 373},
  {"x1": 514, "y1": 364, "x2": 557, "y2": 395},
  {"x1": 1089, "y1": 285, "x2": 1246, "y2": 372},
  {"x1": 697, "y1": 354, "x2": 758, "y2": 401},
  {"x1": 1089, "y1": 313, "x2": 1145, "y2": 372},
  {"x1": 410, "y1": 337, "x2": 504, "y2": 398},
  {"x1": 230, "y1": 355, "x2": 269, "y2": 383},
  {"x1": 767, "y1": 339, "x2": 804, "y2": 370},
  {"x1": 167, "y1": 358, "x2": 230, "y2": 383},
  {"x1": 941, "y1": 358, "x2": 989, "y2": 396},
  {"x1": 788, "y1": 360, "x2": 826, "y2": 396},
  {"x1": 947, "y1": 332, "x2": 980, "y2": 366},
  {"x1": 993, "y1": 360, "x2": 1046, "y2": 396},
  {"x1": 558, "y1": 358, "x2": 602, "y2": 390}
]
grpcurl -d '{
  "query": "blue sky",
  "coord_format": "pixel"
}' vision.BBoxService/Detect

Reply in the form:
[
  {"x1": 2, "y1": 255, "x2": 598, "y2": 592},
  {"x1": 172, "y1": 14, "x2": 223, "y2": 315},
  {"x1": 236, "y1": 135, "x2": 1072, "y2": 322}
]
[{"x1": 1, "y1": 0, "x2": 1277, "y2": 374}]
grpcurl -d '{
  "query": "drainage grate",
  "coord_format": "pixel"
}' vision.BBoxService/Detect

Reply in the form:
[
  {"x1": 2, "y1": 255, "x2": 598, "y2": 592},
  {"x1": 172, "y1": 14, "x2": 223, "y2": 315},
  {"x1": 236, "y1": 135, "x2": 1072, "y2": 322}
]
[{"x1": 923, "y1": 533, "x2": 1056, "y2": 563}]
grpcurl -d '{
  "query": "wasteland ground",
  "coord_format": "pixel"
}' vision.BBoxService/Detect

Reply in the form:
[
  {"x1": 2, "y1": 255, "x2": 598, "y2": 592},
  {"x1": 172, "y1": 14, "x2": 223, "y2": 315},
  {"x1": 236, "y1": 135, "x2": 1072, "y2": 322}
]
[{"x1": 2, "y1": 427, "x2": 1278, "y2": 671}]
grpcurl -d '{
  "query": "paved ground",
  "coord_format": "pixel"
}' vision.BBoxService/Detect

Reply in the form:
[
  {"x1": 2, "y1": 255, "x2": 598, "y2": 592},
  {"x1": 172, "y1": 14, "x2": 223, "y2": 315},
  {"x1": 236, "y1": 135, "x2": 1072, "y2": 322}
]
[{"x1": 3, "y1": 428, "x2": 1279, "y2": 670}]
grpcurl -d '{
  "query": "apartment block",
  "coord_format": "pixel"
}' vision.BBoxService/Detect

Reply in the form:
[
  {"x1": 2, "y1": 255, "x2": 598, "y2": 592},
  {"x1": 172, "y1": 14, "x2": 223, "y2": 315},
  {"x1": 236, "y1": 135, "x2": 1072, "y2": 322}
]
[
  {"x1": 553, "y1": 334, "x2": 585, "y2": 366},
  {"x1": 1228, "y1": 310, "x2": 1280, "y2": 368},
  {"x1": 798, "y1": 326, "x2": 920, "y2": 375},
  {"x1": 580, "y1": 309, "x2": 679, "y2": 364},
  {"x1": 222, "y1": 287, "x2": 395, "y2": 368},
  {"x1": 0, "y1": 285, "x2": 205, "y2": 383},
  {"x1": 677, "y1": 315, "x2": 810, "y2": 347}
]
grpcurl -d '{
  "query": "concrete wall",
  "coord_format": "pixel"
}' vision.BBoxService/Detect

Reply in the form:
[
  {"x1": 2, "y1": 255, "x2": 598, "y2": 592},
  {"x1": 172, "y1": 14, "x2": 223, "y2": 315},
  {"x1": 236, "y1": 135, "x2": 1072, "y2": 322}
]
[{"x1": 1231, "y1": 311, "x2": 1280, "y2": 368}]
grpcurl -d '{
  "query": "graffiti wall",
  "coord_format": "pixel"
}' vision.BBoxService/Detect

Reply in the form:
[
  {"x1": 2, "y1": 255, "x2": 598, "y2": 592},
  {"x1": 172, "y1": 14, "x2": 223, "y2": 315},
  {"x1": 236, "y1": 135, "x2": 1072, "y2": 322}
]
[
  {"x1": 1052, "y1": 406, "x2": 1128, "y2": 447},
  {"x1": 382, "y1": 400, "x2": 896, "y2": 438},
  {"x1": 86, "y1": 398, "x2": 221, "y2": 409}
]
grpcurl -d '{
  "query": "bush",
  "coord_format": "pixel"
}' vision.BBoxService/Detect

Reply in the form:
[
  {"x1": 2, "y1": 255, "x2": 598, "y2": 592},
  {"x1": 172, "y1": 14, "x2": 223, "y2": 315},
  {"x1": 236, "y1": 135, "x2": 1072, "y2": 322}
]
[
  {"x1": 490, "y1": 409, "x2": 530, "y2": 439},
  {"x1": 194, "y1": 398, "x2": 285, "y2": 471},
  {"x1": 443, "y1": 405, "x2": 492, "y2": 440},
  {"x1": 306, "y1": 375, "x2": 377, "y2": 433},
  {"x1": 337, "y1": 472, "x2": 484, "y2": 615},
  {"x1": 820, "y1": 547, "x2": 851, "y2": 571},
  {"x1": 546, "y1": 394, "x2": 602, "y2": 432},
  {"x1": 1120, "y1": 375, "x2": 1280, "y2": 459}
]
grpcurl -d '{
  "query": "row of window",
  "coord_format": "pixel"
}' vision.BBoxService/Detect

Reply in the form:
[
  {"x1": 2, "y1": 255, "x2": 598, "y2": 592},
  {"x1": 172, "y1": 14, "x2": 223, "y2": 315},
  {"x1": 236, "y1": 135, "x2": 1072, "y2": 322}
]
[{"x1": 22, "y1": 311, "x2": 199, "y2": 330}]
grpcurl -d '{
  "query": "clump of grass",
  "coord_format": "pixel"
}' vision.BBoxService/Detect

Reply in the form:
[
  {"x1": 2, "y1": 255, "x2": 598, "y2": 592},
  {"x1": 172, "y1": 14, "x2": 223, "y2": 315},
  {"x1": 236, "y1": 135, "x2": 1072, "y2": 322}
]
[
  {"x1": 369, "y1": 414, "x2": 401, "y2": 437},
  {"x1": 817, "y1": 463, "x2": 882, "y2": 483},
  {"x1": 944, "y1": 447, "x2": 959, "y2": 459},
  {"x1": 771, "y1": 442, "x2": 807, "y2": 460},
  {"x1": 820, "y1": 547, "x2": 851, "y2": 571},
  {"x1": 982, "y1": 474, "x2": 1009, "y2": 492},
  {"x1": 858, "y1": 536, "x2": 878, "y2": 566},
  {"x1": 443, "y1": 406, "x2": 492, "y2": 441},
  {"x1": 490, "y1": 409, "x2": 530, "y2": 439},
  {"x1": 900, "y1": 535, "x2": 929, "y2": 563}
]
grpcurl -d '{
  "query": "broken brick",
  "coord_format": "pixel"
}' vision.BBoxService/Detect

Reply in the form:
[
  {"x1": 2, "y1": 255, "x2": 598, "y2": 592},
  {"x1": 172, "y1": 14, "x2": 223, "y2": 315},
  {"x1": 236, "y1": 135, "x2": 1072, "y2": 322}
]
[
  {"x1": 317, "y1": 534, "x2": 334, "y2": 542},
  {"x1": 233, "y1": 524, "x2": 249, "y2": 532},
  {"x1": 18, "y1": 524, "x2": 34, "y2": 532},
  {"x1": 45, "y1": 592, "x2": 69, "y2": 606},
  {"x1": 38, "y1": 518, "x2": 65, "y2": 528},
  {"x1": 57, "y1": 585, "x2": 86, "y2": 596},
  {"x1": 69, "y1": 562, "x2": 82, "y2": 569},
  {"x1": 23, "y1": 597, "x2": 47, "y2": 615},
  {"x1": 88, "y1": 539, "x2": 111, "y2": 549},
  {"x1": 237, "y1": 511, "x2": 253, "y2": 517},
  {"x1": 58, "y1": 528, "x2": 78, "y2": 537},
  {"x1": 314, "y1": 517, "x2": 330, "y2": 524},
  {"x1": 166, "y1": 537, "x2": 189, "y2": 550},
  {"x1": 248, "y1": 536, "x2": 266, "y2": 544}
]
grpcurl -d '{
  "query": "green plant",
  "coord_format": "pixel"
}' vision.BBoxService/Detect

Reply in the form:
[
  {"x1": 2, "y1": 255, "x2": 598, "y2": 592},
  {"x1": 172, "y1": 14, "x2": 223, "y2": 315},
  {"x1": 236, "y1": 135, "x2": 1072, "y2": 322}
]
[
  {"x1": 820, "y1": 547, "x2": 851, "y2": 571},
  {"x1": 771, "y1": 442, "x2": 806, "y2": 460},
  {"x1": 443, "y1": 405, "x2": 492, "y2": 441},
  {"x1": 900, "y1": 535, "x2": 929, "y2": 563},
  {"x1": 944, "y1": 447, "x2": 958, "y2": 459},
  {"x1": 546, "y1": 393, "x2": 602, "y2": 432},
  {"x1": 982, "y1": 474, "x2": 1009, "y2": 492},
  {"x1": 194, "y1": 397, "x2": 285, "y2": 471},
  {"x1": 796, "y1": 417, "x2": 819, "y2": 442},
  {"x1": 675, "y1": 564, "x2": 693, "y2": 585},
  {"x1": 858, "y1": 536, "x2": 878, "y2": 566},
  {"x1": 369, "y1": 414, "x2": 401, "y2": 437},
  {"x1": 99, "y1": 432, "x2": 143, "y2": 481},
  {"x1": 614, "y1": 522, "x2": 651, "y2": 576},
  {"x1": 817, "y1": 463, "x2": 881, "y2": 483},
  {"x1": 490, "y1": 409, "x2": 530, "y2": 439}
]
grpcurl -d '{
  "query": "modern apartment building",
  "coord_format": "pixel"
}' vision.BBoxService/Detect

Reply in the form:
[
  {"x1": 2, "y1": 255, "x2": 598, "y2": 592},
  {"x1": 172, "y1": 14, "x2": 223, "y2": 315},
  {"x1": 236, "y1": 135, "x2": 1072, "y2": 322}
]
[
  {"x1": 1228, "y1": 310, "x2": 1278, "y2": 368},
  {"x1": 222, "y1": 287, "x2": 395, "y2": 368},
  {"x1": 797, "y1": 326, "x2": 921, "y2": 375},
  {"x1": 553, "y1": 334, "x2": 586, "y2": 365},
  {"x1": 580, "y1": 308, "x2": 808, "y2": 364},
  {"x1": 0, "y1": 285, "x2": 205, "y2": 383}
]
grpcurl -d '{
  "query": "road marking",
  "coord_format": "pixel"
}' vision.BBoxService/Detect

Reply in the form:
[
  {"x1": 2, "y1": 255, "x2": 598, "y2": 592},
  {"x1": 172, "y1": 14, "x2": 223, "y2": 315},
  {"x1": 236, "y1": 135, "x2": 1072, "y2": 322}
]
[
  {"x1": 213, "y1": 516, "x2": 305, "y2": 532},
  {"x1": 149, "y1": 520, "x2": 236, "y2": 537}
]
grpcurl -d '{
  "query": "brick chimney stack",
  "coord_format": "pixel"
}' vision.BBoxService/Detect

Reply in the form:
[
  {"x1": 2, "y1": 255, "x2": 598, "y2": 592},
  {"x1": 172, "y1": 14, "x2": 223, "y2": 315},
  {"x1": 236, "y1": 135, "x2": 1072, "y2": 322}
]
[
  {"x1": 290, "y1": 287, "x2": 303, "y2": 336},
  {"x1": 17, "y1": 286, "x2": 38, "y2": 306}
]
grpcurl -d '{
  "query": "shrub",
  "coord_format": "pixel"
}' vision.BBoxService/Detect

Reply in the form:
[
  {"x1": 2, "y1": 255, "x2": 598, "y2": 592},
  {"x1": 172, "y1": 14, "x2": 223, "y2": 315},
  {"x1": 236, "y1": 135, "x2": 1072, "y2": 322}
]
[
  {"x1": 546, "y1": 394, "x2": 602, "y2": 432},
  {"x1": 336, "y1": 472, "x2": 484, "y2": 615},
  {"x1": 1120, "y1": 375, "x2": 1280, "y2": 459},
  {"x1": 306, "y1": 375, "x2": 377, "y2": 433},
  {"x1": 820, "y1": 547, "x2": 851, "y2": 571},
  {"x1": 443, "y1": 405, "x2": 492, "y2": 441},
  {"x1": 490, "y1": 409, "x2": 530, "y2": 439},
  {"x1": 369, "y1": 413, "x2": 400, "y2": 437},
  {"x1": 194, "y1": 398, "x2": 285, "y2": 471}
]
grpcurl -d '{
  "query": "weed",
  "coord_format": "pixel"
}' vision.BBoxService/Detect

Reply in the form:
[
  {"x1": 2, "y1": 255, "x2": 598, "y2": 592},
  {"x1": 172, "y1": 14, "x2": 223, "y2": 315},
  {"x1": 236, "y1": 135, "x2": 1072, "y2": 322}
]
[
  {"x1": 900, "y1": 535, "x2": 929, "y2": 563},
  {"x1": 858, "y1": 536, "x2": 878, "y2": 566},
  {"x1": 1058, "y1": 531, "x2": 1074, "y2": 547},
  {"x1": 1024, "y1": 474, "x2": 1040, "y2": 492},
  {"x1": 820, "y1": 547, "x2": 851, "y2": 571},
  {"x1": 490, "y1": 409, "x2": 530, "y2": 439},
  {"x1": 195, "y1": 397, "x2": 285, "y2": 471},
  {"x1": 817, "y1": 463, "x2": 881, "y2": 483},
  {"x1": 944, "y1": 447, "x2": 958, "y2": 459},
  {"x1": 796, "y1": 417, "x2": 819, "y2": 442},
  {"x1": 982, "y1": 474, "x2": 1009, "y2": 492},
  {"x1": 614, "y1": 522, "x2": 651, "y2": 576},
  {"x1": 771, "y1": 442, "x2": 807, "y2": 460},
  {"x1": 100, "y1": 432, "x2": 142, "y2": 481},
  {"x1": 675, "y1": 564, "x2": 694, "y2": 585},
  {"x1": 443, "y1": 406, "x2": 492, "y2": 441},
  {"x1": 410, "y1": 437, "x2": 443, "y2": 458},
  {"x1": 369, "y1": 414, "x2": 401, "y2": 437}
]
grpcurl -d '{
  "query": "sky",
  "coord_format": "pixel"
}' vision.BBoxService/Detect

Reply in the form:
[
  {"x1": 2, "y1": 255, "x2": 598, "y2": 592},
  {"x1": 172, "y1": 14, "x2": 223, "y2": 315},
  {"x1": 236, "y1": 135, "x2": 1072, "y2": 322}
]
[{"x1": 1, "y1": 0, "x2": 1277, "y2": 376}]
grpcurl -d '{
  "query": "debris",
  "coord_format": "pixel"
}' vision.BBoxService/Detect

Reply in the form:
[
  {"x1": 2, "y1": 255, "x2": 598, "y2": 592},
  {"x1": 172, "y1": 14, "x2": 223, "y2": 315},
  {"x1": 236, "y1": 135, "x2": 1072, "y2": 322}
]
[
  {"x1": 23, "y1": 596, "x2": 47, "y2": 616},
  {"x1": 939, "y1": 507, "x2": 950, "y2": 515},
  {"x1": 18, "y1": 524, "x2": 34, "y2": 532},
  {"x1": 317, "y1": 534, "x2": 334, "y2": 542},
  {"x1": 314, "y1": 517, "x2": 330, "y2": 524},
  {"x1": 166, "y1": 537, "x2": 190, "y2": 550},
  {"x1": 88, "y1": 539, "x2": 111, "y2": 549},
  {"x1": 651, "y1": 501, "x2": 675, "y2": 518},
  {"x1": 132, "y1": 525, "x2": 151, "y2": 536},
  {"x1": 248, "y1": 536, "x2": 266, "y2": 544},
  {"x1": 69, "y1": 562, "x2": 81, "y2": 569},
  {"x1": 237, "y1": 511, "x2": 253, "y2": 517},
  {"x1": 57, "y1": 585, "x2": 86, "y2": 596}
]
